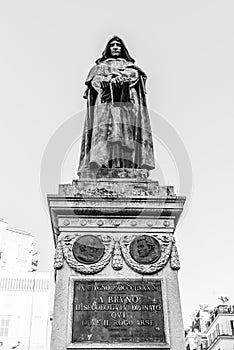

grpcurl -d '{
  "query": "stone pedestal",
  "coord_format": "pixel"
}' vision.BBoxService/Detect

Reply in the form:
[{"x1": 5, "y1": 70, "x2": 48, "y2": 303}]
[{"x1": 48, "y1": 177, "x2": 186, "y2": 350}]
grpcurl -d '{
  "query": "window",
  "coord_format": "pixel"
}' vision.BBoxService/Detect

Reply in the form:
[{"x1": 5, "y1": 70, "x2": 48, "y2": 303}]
[
  {"x1": 230, "y1": 320, "x2": 234, "y2": 335},
  {"x1": 216, "y1": 323, "x2": 220, "y2": 335},
  {"x1": 201, "y1": 339, "x2": 208, "y2": 349},
  {"x1": 17, "y1": 244, "x2": 26, "y2": 261},
  {"x1": 0, "y1": 319, "x2": 10, "y2": 337}
]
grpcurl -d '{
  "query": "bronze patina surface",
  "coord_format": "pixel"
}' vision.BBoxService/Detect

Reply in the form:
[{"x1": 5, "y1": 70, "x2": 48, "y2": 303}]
[
  {"x1": 72, "y1": 235, "x2": 105, "y2": 264},
  {"x1": 78, "y1": 36, "x2": 155, "y2": 175},
  {"x1": 130, "y1": 235, "x2": 161, "y2": 265}
]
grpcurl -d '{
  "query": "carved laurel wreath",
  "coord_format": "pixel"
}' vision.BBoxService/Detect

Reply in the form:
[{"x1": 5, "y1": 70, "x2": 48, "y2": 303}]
[
  {"x1": 54, "y1": 233, "x2": 180, "y2": 274},
  {"x1": 120, "y1": 234, "x2": 180, "y2": 274}
]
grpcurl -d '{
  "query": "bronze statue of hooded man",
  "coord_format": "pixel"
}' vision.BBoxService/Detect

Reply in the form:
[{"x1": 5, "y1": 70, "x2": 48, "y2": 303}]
[{"x1": 78, "y1": 36, "x2": 155, "y2": 176}]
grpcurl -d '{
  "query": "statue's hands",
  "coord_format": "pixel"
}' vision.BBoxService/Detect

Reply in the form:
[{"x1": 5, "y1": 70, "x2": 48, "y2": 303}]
[
  {"x1": 99, "y1": 75, "x2": 124, "y2": 89},
  {"x1": 111, "y1": 76, "x2": 124, "y2": 87},
  {"x1": 100, "y1": 77, "x2": 111, "y2": 89}
]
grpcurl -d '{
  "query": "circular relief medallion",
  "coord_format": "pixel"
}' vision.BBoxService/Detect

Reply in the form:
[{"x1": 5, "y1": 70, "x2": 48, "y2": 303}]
[
  {"x1": 72, "y1": 235, "x2": 105, "y2": 264},
  {"x1": 130, "y1": 235, "x2": 161, "y2": 264}
]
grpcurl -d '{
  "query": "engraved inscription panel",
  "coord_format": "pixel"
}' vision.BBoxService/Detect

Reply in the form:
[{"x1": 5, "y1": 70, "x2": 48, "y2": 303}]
[{"x1": 72, "y1": 279, "x2": 165, "y2": 343}]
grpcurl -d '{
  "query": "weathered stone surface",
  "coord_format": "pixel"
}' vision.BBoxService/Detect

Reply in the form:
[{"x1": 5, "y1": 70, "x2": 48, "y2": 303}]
[
  {"x1": 79, "y1": 168, "x2": 150, "y2": 180},
  {"x1": 58, "y1": 178, "x2": 175, "y2": 198},
  {"x1": 48, "y1": 178, "x2": 186, "y2": 350},
  {"x1": 50, "y1": 261, "x2": 184, "y2": 350}
]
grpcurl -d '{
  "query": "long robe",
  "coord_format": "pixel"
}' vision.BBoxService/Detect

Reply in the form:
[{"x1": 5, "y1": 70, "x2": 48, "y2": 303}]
[{"x1": 78, "y1": 58, "x2": 155, "y2": 174}]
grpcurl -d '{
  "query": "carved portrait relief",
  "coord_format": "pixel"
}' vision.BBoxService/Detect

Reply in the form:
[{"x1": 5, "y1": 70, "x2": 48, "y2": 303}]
[
  {"x1": 130, "y1": 235, "x2": 161, "y2": 264},
  {"x1": 72, "y1": 235, "x2": 105, "y2": 264}
]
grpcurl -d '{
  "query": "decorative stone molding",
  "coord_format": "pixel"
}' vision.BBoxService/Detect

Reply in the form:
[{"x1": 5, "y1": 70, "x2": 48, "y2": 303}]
[
  {"x1": 111, "y1": 240, "x2": 123, "y2": 271},
  {"x1": 170, "y1": 237, "x2": 180, "y2": 270},
  {"x1": 53, "y1": 233, "x2": 180, "y2": 274},
  {"x1": 54, "y1": 236, "x2": 64, "y2": 269}
]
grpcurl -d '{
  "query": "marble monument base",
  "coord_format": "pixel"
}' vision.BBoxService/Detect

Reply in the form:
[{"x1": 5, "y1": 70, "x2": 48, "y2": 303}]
[{"x1": 48, "y1": 177, "x2": 186, "y2": 350}]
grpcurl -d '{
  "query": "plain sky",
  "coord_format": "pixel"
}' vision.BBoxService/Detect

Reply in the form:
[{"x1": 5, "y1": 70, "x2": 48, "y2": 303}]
[{"x1": 1, "y1": 0, "x2": 234, "y2": 327}]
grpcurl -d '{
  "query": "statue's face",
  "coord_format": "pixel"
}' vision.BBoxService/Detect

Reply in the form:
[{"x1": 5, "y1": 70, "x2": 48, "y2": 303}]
[
  {"x1": 137, "y1": 240, "x2": 151, "y2": 258},
  {"x1": 109, "y1": 40, "x2": 122, "y2": 58}
]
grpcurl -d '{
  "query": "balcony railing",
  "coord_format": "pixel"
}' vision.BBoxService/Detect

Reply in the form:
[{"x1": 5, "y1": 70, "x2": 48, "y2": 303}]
[{"x1": 206, "y1": 305, "x2": 234, "y2": 328}]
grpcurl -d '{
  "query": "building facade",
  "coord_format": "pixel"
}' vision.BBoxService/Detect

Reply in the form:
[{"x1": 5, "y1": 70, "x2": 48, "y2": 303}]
[
  {"x1": 0, "y1": 219, "x2": 35, "y2": 272},
  {"x1": 185, "y1": 305, "x2": 234, "y2": 350},
  {"x1": 206, "y1": 305, "x2": 234, "y2": 350},
  {"x1": 185, "y1": 307, "x2": 210, "y2": 350},
  {"x1": 0, "y1": 219, "x2": 51, "y2": 350}
]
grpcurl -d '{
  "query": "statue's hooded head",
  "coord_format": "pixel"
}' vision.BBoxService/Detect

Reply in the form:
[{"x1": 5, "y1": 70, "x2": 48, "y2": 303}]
[{"x1": 96, "y1": 36, "x2": 135, "y2": 64}]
